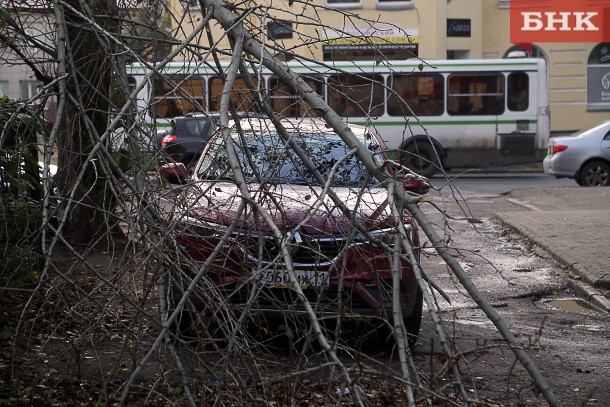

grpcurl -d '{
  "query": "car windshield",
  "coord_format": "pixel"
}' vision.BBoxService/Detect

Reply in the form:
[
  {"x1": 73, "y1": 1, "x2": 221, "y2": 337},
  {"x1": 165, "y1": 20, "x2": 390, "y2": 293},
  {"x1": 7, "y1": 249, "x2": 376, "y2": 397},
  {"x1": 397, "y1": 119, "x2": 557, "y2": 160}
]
[
  {"x1": 175, "y1": 117, "x2": 209, "y2": 136},
  {"x1": 197, "y1": 127, "x2": 382, "y2": 188}
]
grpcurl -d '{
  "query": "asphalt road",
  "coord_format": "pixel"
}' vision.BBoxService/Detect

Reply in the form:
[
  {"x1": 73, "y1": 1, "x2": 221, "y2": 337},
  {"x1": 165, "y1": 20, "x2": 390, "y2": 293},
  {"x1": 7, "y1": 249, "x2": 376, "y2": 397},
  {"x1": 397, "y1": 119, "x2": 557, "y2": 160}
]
[
  {"x1": 409, "y1": 172, "x2": 610, "y2": 406},
  {"x1": 430, "y1": 168, "x2": 576, "y2": 197}
]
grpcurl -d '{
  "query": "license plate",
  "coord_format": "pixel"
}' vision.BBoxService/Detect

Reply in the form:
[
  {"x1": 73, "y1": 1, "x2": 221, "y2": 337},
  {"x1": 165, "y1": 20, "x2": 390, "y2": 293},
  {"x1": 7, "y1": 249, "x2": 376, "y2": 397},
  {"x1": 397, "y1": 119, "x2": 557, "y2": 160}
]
[{"x1": 256, "y1": 269, "x2": 329, "y2": 288}]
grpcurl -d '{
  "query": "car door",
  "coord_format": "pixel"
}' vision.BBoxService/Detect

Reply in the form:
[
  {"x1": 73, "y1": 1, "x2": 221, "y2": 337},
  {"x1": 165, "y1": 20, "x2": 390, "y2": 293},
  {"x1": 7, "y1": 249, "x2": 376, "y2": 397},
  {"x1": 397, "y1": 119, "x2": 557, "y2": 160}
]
[{"x1": 602, "y1": 127, "x2": 610, "y2": 160}]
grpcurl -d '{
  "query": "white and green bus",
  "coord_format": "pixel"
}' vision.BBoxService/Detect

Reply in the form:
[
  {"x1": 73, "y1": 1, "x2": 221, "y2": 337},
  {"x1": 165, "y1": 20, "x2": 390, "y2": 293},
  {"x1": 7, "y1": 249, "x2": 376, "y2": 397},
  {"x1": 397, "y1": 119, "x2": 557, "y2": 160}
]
[{"x1": 125, "y1": 58, "x2": 549, "y2": 177}]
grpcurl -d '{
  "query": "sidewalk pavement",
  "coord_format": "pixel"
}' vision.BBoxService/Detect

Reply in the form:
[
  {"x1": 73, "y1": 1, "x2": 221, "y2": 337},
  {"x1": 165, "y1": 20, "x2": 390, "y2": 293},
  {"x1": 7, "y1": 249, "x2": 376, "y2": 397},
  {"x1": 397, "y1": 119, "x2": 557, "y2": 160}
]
[{"x1": 492, "y1": 187, "x2": 610, "y2": 312}]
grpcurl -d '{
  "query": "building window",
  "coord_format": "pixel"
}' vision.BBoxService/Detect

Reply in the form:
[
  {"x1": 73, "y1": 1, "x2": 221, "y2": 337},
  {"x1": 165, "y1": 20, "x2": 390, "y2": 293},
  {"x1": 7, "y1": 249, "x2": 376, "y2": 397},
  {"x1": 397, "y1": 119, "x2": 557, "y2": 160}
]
[
  {"x1": 447, "y1": 50, "x2": 471, "y2": 59},
  {"x1": 587, "y1": 43, "x2": 610, "y2": 111},
  {"x1": 376, "y1": 0, "x2": 413, "y2": 10},
  {"x1": 326, "y1": 0, "x2": 362, "y2": 9},
  {"x1": 267, "y1": 20, "x2": 293, "y2": 40},
  {"x1": 20, "y1": 80, "x2": 41, "y2": 100},
  {"x1": 0, "y1": 81, "x2": 8, "y2": 97},
  {"x1": 498, "y1": 0, "x2": 510, "y2": 9},
  {"x1": 181, "y1": 0, "x2": 201, "y2": 10}
]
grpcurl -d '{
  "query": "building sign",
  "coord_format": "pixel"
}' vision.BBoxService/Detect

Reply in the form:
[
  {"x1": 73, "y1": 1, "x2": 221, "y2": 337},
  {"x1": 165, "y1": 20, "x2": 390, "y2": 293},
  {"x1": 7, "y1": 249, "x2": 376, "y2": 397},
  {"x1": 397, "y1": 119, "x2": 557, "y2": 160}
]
[
  {"x1": 587, "y1": 43, "x2": 610, "y2": 111},
  {"x1": 322, "y1": 27, "x2": 418, "y2": 52},
  {"x1": 510, "y1": 0, "x2": 610, "y2": 43},
  {"x1": 447, "y1": 19, "x2": 471, "y2": 37},
  {"x1": 267, "y1": 20, "x2": 293, "y2": 40}
]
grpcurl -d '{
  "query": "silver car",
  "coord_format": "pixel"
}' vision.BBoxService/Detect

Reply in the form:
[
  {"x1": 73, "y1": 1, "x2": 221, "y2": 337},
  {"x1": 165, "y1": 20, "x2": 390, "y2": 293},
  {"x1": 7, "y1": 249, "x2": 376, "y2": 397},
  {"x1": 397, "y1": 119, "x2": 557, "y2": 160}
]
[{"x1": 543, "y1": 121, "x2": 610, "y2": 186}]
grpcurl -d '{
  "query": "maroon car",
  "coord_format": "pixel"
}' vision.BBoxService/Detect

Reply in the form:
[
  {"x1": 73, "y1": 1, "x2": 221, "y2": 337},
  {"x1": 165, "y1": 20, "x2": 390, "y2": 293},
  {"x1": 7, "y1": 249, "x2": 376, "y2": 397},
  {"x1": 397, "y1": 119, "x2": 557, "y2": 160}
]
[{"x1": 166, "y1": 118, "x2": 428, "y2": 345}]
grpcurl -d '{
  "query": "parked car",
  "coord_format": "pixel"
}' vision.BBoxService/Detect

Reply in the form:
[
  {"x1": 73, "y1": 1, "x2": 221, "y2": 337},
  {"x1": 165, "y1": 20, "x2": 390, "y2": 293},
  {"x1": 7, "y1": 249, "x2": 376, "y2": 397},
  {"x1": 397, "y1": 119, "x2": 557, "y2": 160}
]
[
  {"x1": 543, "y1": 121, "x2": 610, "y2": 186},
  {"x1": 164, "y1": 117, "x2": 430, "y2": 345},
  {"x1": 158, "y1": 113, "x2": 267, "y2": 171},
  {"x1": 157, "y1": 114, "x2": 218, "y2": 171},
  {"x1": 0, "y1": 161, "x2": 59, "y2": 200}
]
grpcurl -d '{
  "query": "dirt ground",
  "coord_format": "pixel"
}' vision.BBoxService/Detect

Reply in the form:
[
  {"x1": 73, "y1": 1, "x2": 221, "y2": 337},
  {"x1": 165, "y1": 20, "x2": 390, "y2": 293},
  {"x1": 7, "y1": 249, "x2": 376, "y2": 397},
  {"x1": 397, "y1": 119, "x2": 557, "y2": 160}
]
[{"x1": 1, "y1": 205, "x2": 609, "y2": 406}]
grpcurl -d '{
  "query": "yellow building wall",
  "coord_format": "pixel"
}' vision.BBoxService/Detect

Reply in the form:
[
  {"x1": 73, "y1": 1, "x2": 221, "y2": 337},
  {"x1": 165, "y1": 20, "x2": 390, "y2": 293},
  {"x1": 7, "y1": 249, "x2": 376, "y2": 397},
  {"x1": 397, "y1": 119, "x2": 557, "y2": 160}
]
[
  {"x1": 167, "y1": 0, "x2": 606, "y2": 133},
  {"x1": 446, "y1": 0, "x2": 482, "y2": 59},
  {"x1": 482, "y1": 2, "x2": 607, "y2": 133},
  {"x1": 167, "y1": 0, "x2": 452, "y2": 60}
]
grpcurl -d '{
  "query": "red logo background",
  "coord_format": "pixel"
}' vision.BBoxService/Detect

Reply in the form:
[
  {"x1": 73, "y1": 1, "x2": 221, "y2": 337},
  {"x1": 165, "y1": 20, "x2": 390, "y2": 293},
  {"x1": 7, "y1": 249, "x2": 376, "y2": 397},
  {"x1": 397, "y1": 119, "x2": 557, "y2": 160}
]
[{"x1": 510, "y1": 0, "x2": 610, "y2": 43}]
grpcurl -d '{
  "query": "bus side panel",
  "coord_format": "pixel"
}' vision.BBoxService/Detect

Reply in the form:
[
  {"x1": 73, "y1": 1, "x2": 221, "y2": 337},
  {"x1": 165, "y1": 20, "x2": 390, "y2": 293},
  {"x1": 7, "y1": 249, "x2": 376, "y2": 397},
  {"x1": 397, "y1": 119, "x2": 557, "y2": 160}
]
[
  {"x1": 495, "y1": 65, "x2": 550, "y2": 163},
  {"x1": 435, "y1": 120, "x2": 504, "y2": 170},
  {"x1": 536, "y1": 59, "x2": 551, "y2": 153}
]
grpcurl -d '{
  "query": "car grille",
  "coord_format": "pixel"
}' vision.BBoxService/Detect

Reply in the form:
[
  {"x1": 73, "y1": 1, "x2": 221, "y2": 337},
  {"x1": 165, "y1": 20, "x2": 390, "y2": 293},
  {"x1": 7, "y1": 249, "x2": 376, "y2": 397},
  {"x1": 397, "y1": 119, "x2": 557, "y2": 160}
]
[{"x1": 236, "y1": 231, "x2": 351, "y2": 265}]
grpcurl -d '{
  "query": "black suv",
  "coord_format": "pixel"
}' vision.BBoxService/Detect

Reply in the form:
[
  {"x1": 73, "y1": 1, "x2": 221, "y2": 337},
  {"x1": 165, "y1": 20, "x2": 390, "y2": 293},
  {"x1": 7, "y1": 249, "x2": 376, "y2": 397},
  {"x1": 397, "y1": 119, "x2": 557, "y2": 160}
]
[{"x1": 157, "y1": 114, "x2": 217, "y2": 170}]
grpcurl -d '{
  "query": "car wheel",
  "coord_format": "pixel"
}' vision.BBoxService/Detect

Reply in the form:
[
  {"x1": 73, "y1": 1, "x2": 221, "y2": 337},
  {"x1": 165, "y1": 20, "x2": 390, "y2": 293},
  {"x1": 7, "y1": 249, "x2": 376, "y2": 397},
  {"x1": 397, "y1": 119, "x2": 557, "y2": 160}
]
[
  {"x1": 403, "y1": 287, "x2": 423, "y2": 348},
  {"x1": 166, "y1": 279, "x2": 231, "y2": 345},
  {"x1": 578, "y1": 161, "x2": 610, "y2": 187},
  {"x1": 374, "y1": 287, "x2": 423, "y2": 349},
  {"x1": 400, "y1": 141, "x2": 441, "y2": 178}
]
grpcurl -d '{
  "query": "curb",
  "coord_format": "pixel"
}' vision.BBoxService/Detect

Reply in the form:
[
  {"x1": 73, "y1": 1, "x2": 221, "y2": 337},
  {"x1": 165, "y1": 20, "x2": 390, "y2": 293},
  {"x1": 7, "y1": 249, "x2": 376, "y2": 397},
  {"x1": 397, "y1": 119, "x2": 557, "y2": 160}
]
[
  {"x1": 568, "y1": 279, "x2": 610, "y2": 314},
  {"x1": 492, "y1": 213, "x2": 610, "y2": 313}
]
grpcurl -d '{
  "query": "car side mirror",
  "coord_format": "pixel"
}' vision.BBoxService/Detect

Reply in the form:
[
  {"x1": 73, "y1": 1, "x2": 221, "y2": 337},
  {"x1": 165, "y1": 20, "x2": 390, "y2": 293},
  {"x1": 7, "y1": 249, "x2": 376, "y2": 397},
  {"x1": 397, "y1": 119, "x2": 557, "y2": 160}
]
[
  {"x1": 403, "y1": 173, "x2": 431, "y2": 195},
  {"x1": 160, "y1": 163, "x2": 187, "y2": 184}
]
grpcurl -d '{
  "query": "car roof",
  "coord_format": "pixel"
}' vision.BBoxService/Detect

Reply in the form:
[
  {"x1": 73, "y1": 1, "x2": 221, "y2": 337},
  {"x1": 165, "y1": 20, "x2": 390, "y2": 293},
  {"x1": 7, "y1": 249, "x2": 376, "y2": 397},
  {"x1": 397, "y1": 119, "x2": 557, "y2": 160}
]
[
  {"x1": 175, "y1": 112, "x2": 267, "y2": 120},
  {"x1": 167, "y1": 114, "x2": 370, "y2": 139},
  {"x1": 228, "y1": 117, "x2": 372, "y2": 141}
]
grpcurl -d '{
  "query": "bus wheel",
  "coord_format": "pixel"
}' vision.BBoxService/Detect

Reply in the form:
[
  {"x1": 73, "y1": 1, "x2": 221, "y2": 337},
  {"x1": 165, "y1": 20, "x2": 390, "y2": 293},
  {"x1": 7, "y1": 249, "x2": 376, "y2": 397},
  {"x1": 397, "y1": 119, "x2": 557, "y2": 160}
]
[{"x1": 400, "y1": 141, "x2": 441, "y2": 178}]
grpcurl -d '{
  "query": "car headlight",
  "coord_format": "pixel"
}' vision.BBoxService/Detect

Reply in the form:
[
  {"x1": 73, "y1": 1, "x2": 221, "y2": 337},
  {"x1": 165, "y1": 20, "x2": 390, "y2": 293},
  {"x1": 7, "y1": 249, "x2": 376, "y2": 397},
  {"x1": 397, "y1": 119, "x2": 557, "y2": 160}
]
[
  {"x1": 180, "y1": 216, "x2": 228, "y2": 237},
  {"x1": 179, "y1": 216, "x2": 274, "y2": 245},
  {"x1": 187, "y1": 219, "x2": 278, "y2": 262},
  {"x1": 355, "y1": 226, "x2": 414, "y2": 247}
]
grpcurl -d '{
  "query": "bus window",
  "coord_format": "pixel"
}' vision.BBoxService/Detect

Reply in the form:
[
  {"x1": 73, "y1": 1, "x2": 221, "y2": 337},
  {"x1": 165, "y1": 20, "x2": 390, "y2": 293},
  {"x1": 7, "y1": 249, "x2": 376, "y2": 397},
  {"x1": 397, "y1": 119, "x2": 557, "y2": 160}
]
[
  {"x1": 111, "y1": 76, "x2": 137, "y2": 111},
  {"x1": 328, "y1": 74, "x2": 384, "y2": 117},
  {"x1": 507, "y1": 72, "x2": 529, "y2": 111},
  {"x1": 153, "y1": 76, "x2": 205, "y2": 118},
  {"x1": 209, "y1": 76, "x2": 258, "y2": 112},
  {"x1": 269, "y1": 75, "x2": 325, "y2": 117},
  {"x1": 447, "y1": 74, "x2": 504, "y2": 116},
  {"x1": 127, "y1": 76, "x2": 136, "y2": 94},
  {"x1": 387, "y1": 74, "x2": 444, "y2": 116}
]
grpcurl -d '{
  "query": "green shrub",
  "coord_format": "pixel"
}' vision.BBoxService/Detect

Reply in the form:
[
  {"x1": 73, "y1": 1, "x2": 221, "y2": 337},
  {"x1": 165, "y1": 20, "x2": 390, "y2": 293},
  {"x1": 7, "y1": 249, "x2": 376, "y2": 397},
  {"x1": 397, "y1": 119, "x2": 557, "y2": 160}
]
[{"x1": 0, "y1": 197, "x2": 43, "y2": 288}]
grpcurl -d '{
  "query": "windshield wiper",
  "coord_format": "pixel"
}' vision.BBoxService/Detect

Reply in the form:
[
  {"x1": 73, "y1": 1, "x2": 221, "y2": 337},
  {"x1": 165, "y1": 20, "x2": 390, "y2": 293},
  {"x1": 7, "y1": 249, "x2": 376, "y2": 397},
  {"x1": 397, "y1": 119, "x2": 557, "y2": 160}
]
[{"x1": 199, "y1": 174, "x2": 236, "y2": 182}]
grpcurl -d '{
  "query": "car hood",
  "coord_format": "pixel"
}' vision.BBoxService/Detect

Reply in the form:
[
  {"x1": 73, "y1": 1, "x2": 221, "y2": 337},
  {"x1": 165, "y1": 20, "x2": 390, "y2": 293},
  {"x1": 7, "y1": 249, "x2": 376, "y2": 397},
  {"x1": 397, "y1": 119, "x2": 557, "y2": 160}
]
[{"x1": 182, "y1": 181, "x2": 395, "y2": 234}]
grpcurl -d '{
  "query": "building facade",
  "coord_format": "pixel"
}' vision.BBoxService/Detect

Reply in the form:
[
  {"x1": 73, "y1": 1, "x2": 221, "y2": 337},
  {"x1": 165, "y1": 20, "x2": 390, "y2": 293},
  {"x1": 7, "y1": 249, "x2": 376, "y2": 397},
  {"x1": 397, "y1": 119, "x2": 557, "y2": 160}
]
[
  {"x1": 0, "y1": 4, "x2": 54, "y2": 105},
  {"x1": 172, "y1": 0, "x2": 610, "y2": 135},
  {"x1": 2, "y1": 1, "x2": 608, "y2": 134}
]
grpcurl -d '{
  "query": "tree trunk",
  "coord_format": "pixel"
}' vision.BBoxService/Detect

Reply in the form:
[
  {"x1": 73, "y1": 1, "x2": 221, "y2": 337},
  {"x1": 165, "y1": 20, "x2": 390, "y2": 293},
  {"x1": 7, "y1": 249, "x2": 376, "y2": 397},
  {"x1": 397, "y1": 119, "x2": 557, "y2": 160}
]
[{"x1": 55, "y1": 0, "x2": 114, "y2": 243}]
